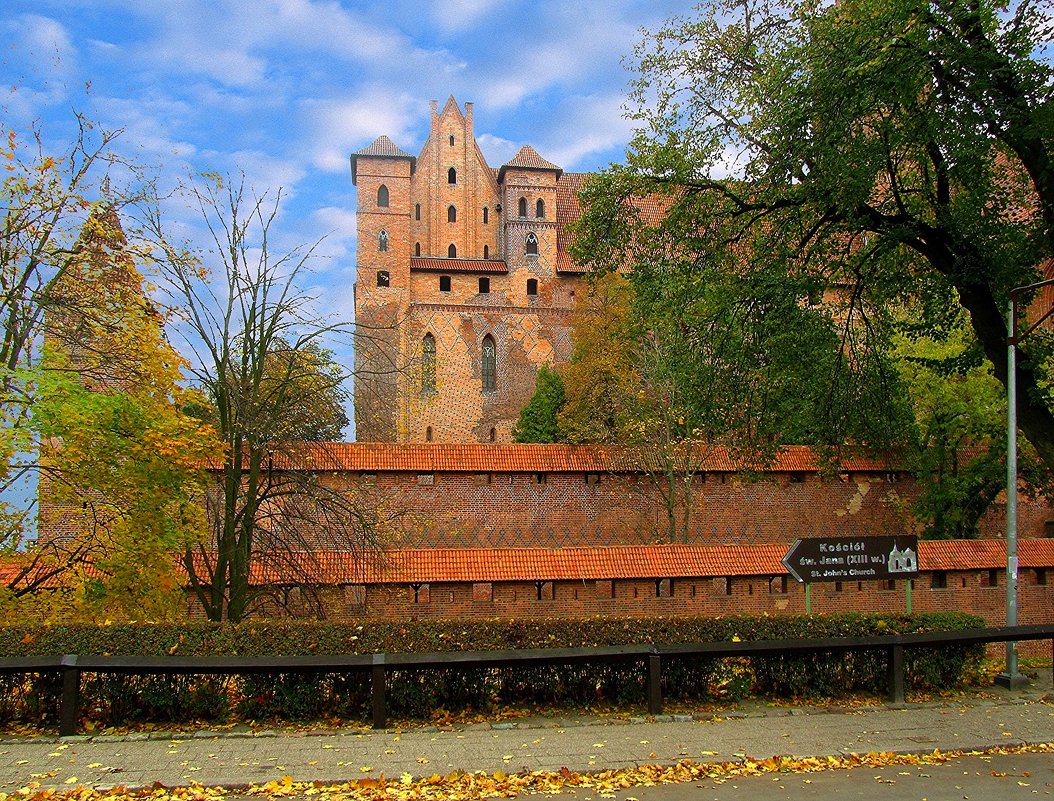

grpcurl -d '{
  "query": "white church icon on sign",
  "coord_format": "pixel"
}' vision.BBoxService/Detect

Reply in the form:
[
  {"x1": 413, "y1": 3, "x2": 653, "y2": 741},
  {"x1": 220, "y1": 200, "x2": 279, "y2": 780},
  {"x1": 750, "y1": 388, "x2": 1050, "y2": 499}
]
[{"x1": 888, "y1": 544, "x2": 918, "y2": 573}]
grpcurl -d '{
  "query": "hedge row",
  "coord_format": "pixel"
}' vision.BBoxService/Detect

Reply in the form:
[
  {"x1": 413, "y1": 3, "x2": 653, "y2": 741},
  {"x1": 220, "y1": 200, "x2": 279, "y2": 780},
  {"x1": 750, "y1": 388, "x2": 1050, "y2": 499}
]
[
  {"x1": 0, "y1": 612, "x2": 987, "y2": 728},
  {"x1": 0, "y1": 611, "x2": 985, "y2": 657}
]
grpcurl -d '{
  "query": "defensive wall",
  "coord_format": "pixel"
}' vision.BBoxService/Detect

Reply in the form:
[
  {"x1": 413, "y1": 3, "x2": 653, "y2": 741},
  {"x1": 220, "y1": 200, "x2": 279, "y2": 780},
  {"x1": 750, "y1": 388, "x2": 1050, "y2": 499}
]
[{"x1": 218, "y1": 443, "x2": 1054, "y2": 644}]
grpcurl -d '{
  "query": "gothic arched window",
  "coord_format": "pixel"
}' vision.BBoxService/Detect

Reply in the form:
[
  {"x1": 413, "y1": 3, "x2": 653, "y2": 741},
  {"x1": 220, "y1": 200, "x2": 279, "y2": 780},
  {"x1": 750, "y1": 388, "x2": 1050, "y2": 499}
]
[
  {"x1": 378, "y1": 229, "x2": 389, "y2": 252},
  {"x1": 536, "y1": 198, "x2": 545, "y2": 218},
  {"x1": 415, "y1": 242, "x2": 421, "y2": 256},
  {"x1": 377, "y1": 184, "x2": 389, "y2": 207},
  {"x1": 448, "y1": 243, "x2": 457, "y2": 258},
  {"x1": 448, "y1": 167, "x2": 457, "y2": 184},
  {"x1": 481, "y1": 335, "x2": 496, "y2": 393},
  {"x1": 422, "y1": 334, "x2": 437, "y2": 396},
  {"x1": 518, "y1": 197, "x2": 527, "y2": 217},
  {"x1": 525, "y1": 232, "x2": 538, "y2": 255},
  {"x1": 415, "y1": 203, "x2": 421, "y2": 221},
  {"x1": 483, "y1": 244, "x2": 490, "y2": 259},
  {"x1": 482, "y1": 207, "x2": 489, "y2": 224},
  {"x1": 448, "y1": 205, "x2": 457, "y2": 223}
]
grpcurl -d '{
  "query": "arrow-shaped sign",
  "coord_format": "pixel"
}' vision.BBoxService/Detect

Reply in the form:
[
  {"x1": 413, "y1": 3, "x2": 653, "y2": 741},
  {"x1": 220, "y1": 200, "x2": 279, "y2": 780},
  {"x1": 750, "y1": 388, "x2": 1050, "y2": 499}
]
[{"x1": 781, "y1": 535, "x2": 919, "y2": 584}]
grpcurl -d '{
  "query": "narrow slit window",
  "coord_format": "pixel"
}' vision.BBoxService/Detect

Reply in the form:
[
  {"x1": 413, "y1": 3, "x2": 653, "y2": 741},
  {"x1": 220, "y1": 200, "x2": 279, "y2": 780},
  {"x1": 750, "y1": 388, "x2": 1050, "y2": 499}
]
[
  {"x1": 481, "y1": 335, "x2": 496, "y2": 393},
  {"x1": 421, "y1": 333, "x2": 437, "y2": 395},
  {"x1": 415, "y1": 242, "x2": 421, "y2": 256},
  {"x1": 415, "y1": 203, "x2": 421, "y2": 221},
  {"x1": 482, "y1": 207, "x2": 489, "y2": 224}
]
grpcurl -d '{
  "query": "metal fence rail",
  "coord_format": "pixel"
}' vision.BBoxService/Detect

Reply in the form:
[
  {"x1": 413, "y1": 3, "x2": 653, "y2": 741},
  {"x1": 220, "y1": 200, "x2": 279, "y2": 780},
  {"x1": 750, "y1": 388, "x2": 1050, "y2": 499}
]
[{"x1": 1, "y1": 625, "x2": 1051, "y2": 735}]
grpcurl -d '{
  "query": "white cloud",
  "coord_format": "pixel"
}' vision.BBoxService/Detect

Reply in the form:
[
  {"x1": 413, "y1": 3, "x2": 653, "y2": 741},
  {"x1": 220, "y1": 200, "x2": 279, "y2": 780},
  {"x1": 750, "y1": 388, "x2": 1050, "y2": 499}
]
[
  {"x1": 91, "y1": 94, "x2": 199, "y2": 164},
  {"x1": 475, "y1": 133, "x2": 519, "y2": 167},
  {"x1": 530, "y1": 94, "x2": 635, "y2": 170},
  {"x1": 0, "y1": 14, "x2": 78, "y2": 115},
  {"x1": 301, "y1": 90, "x2": 420, "y2": 173},
  {"x1": 115, "y1": 0, "x2": 419, "y2": 89},
  {"x1": 429, "y1": 0, "x2": 504, "y2": 34}
]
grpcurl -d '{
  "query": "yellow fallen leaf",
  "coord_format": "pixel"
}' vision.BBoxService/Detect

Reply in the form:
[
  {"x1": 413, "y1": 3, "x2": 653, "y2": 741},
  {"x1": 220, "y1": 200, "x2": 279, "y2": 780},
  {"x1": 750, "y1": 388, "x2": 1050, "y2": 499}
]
[
  {"x1": 360, "y1": 766, "x2": 373, "y2": 772},
  {"x1": 64, "y1": 777, "x2": 78, "y2": 784}
]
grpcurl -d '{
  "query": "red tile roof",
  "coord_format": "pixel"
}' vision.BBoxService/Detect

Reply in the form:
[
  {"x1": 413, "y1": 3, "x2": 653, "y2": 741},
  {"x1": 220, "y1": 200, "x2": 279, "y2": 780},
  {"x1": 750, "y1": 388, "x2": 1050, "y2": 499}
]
[
  {"x1": 7, "y1": 539, "x2": 1052, "y2": 591},
  {"x1": 249, "y1": 442, "x2": 906, "y2": 474},
  {"x1": 917, "y1": 538, "x2": 1054, "y2": 571},
  {"x1": 499, "y1": 146, "x2": 562, "y2": 181},
  {"x1": 410, "y1": 257, "x2": 508, "y2": 274},
  {"x1": 240, "y1": 539, "x2": 1054, "y2": 585},
  {"x1": 349, "y1": 135, "x2": 416, "y2": 185},
  {"x1": 554, "y1": 172, "x2": 672, "y2": 274}
]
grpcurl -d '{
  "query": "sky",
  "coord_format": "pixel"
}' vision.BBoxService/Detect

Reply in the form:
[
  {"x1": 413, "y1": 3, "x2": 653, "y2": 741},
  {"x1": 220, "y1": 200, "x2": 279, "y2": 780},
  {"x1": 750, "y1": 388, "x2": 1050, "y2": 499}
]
[{"x1": 0, "y1": 0, "x2": 699, "y2": 437}]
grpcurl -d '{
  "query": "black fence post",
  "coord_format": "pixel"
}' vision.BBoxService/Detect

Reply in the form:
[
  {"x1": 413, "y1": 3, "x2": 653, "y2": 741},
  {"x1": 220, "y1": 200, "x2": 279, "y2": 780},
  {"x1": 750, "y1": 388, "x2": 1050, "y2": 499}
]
[
  {"x1": 371, "y1": 653, "x2": 387, "y2": 729},
  {"x1": 647, "y1": 652, "x2": 662, "y2": 715},
  {"x1": 59, "y1": 656, "x2": 80, "y2": 737},
  {"x1": 886, "y1": 644, "x2": 905, "y2": 704}
]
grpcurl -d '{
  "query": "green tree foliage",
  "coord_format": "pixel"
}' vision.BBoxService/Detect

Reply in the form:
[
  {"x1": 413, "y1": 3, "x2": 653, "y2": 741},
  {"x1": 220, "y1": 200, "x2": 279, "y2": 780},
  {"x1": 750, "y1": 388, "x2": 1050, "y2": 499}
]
[
  {"x1": 513, "y1": 364, "x2": 566, "y2": 443},
  {"x1": 584, "y1": 0, "x2": 1054, "y2": 469},
  {"x1": 894, "y1": 316, "x2": 1047, "y2": 538}
]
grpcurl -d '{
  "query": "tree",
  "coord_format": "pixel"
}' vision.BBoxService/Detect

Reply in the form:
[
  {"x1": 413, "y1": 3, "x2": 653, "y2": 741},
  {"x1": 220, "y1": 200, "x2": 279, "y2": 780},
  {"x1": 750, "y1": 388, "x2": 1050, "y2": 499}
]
[
  {"x1": 12, "y1": 206, "x2": 217, "y2": 620},
  {"x1": 893, "y1": 314, "x2": 1048, "y2": 538},
  {"x1": 557, "y1": 272, "x2": 641, "y2": 443},
  {"x1": 581, "y1": 0, "x2": 1054, "y2": 468},
  {"x1": 513, "y1": 365, "x2": 566, "y2": 443},
  {"x1": 0, "y1": 117, "x2": 139, "y2": 557},
  {"x1": 144, "y1": 173, "x2": 384, "y2": 623}
]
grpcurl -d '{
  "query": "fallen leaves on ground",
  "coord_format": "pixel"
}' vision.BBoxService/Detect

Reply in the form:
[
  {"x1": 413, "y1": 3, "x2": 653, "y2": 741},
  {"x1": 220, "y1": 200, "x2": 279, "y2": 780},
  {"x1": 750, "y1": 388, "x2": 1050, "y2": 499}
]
[{"x1": 1, "y1": 742, "x2": 1052, "y2": 801}]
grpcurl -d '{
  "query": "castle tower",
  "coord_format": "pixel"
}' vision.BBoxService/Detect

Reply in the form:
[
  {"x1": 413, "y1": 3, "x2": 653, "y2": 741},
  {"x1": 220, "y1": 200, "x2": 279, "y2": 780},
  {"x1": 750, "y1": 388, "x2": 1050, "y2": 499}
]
[
  {"x1": 352, "y1": 99, "x2": 581, "y2": 443},
  {"x1": 350, "y1": 136, "x2": 416, "y2": 441}
]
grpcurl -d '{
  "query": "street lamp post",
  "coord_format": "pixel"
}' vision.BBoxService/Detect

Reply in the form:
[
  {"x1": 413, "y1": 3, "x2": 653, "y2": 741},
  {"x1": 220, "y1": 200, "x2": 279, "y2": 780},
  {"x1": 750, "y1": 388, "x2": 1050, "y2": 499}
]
[{"x1": 997, "y1": 278, "x2": 1054, "y2": 689}]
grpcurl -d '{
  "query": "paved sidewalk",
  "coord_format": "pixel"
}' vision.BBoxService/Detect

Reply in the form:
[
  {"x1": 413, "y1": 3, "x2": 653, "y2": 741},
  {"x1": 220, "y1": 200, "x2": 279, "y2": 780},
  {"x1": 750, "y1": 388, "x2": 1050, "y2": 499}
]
[{"x1": 0, "y1": 686, "x2": 1051, "y2": 792}]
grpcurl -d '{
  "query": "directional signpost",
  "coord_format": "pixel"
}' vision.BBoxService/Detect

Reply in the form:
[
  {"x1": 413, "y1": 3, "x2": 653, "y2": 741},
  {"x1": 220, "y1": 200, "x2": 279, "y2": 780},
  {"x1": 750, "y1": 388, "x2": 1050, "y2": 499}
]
[{"x1": 782, "y1": 536, "x2": 920, "y2": 613}]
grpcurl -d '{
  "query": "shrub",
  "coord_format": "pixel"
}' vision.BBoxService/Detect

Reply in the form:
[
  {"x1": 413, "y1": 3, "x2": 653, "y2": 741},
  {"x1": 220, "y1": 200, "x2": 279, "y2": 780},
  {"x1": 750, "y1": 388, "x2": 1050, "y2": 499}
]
[{"x1": 0, "y1": 612, "x2": 986, "y2": 728}]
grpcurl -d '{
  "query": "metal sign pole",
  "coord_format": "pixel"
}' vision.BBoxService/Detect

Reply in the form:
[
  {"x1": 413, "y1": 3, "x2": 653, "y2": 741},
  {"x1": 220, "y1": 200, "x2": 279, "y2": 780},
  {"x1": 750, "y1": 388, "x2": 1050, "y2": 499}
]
[{"x1": 998, "y1": 297, "x2": 1025, "y2": 687}]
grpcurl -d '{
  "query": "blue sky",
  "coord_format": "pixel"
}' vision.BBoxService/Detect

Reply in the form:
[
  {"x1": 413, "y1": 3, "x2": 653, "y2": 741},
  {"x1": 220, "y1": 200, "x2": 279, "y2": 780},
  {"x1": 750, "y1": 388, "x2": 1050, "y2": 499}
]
[{"x1": 1, "y1": 0, "x2": 698, "y2": 436}]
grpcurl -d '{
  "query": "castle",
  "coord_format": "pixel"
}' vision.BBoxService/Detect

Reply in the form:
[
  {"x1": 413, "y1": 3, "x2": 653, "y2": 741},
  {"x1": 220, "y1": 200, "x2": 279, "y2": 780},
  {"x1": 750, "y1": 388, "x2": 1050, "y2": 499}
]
[{"x1": 351, "y1": 97, "x2": 594, "y2": 443}]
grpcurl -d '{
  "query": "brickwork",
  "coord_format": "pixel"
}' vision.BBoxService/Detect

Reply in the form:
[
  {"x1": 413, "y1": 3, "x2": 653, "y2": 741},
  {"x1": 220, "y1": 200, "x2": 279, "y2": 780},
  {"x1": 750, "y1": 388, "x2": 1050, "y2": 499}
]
[
  {"x1": 352, "y1": 98, "x2": 581, "y2": 442},
  {"x1": 327, "y1": 468, "x2": 1043, "y2": 549}
]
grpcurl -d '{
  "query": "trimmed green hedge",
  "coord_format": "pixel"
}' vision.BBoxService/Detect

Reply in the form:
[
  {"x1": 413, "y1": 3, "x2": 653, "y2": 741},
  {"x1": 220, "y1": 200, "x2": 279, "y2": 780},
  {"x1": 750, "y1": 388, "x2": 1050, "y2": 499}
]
[{"x1": 0, "y1": 612, "x2": 986, "y2": 728}]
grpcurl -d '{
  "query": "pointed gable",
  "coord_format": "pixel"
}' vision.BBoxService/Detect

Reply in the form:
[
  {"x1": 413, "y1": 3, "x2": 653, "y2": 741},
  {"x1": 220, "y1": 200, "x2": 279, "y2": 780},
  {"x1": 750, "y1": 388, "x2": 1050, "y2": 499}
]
[
  {"x1": 498, "y1": 145, "x2": 563, "y2": 182},
  {"x1": 350, "y1": 135, "x2": 416, "y2": 185}
]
